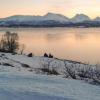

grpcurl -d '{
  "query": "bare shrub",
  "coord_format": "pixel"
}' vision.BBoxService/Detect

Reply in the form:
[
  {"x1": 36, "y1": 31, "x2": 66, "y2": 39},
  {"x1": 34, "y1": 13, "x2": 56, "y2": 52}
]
[
  {"x1": 51, "y1": 67, "x2": 59, "y2": 75},
  {"x1": 64, "y1": 60, "x2": 100, "y2": 85},
  {"x1": 19, "y1": 44, "x2": 25, "y2": 54},
  {"x1": 91, "y1": 65, "x2": 100, "y2": 84},
  {"x1": 0, "y1": 31, "x2": 19, "y2": 53},
  {"x1": 64, "y1": 61, "x2": 76, "y2": 79},
  {"x1": 39, "y1": 59, "x2": 59, "y2": 75},
  {"x1": 77, "y1": 65, "x2": 93, "y2": 79},
  {"x1": 40, "y1": 67, "x2": 59, "y2": 75}
]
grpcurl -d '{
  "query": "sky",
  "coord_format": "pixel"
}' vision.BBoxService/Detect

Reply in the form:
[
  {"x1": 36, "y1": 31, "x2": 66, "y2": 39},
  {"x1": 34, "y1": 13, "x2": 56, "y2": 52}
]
[{"x1": 0, "y1": 0, "x2": 100, "y2": 18}]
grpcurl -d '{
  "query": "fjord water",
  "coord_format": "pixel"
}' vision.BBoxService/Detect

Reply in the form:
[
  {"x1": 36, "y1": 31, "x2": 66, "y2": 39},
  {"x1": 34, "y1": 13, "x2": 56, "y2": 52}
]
[{"x1": 0, "y1": 27, "x2": 100, "y2": 64}]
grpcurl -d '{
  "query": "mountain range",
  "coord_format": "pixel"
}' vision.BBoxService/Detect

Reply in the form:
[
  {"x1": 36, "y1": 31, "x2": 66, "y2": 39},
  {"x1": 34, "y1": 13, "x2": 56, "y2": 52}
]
[{"x1": 0, "y1": 12, "x2": 100, "y2": 27}]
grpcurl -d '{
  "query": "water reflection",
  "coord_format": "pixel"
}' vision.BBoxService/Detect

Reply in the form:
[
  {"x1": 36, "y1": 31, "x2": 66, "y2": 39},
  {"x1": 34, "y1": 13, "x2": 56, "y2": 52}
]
[{"x1": 0, "y1": 27, "x2": 100, "y2": 64}]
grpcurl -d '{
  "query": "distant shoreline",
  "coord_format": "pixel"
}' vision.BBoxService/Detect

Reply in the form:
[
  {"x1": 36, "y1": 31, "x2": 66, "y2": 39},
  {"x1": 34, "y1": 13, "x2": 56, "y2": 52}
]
[{"x1": 0, "y1": 26, "x2": 100, "y2": 28}]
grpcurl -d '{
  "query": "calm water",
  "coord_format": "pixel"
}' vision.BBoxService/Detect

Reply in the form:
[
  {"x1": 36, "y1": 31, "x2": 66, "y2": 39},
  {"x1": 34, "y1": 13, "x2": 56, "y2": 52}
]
[{"x1": 0, "y1": 27, "x2": 100, "y2": 64}]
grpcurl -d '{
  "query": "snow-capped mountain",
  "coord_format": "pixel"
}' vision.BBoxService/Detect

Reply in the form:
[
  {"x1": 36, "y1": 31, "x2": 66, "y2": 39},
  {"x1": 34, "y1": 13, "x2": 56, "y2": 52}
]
[
  {"x1": 43, "y1": 13, "x2": 69, "y2": 22},
  {"x1": 94, "y1": 17, "x2": 100, "y2": 21},
  {"x1": 0, "y1": 15, "x2": 43, "y2": 22},
  {"x1": 71, "y1": 14, "x2": 91, "y2": 23},
  {"x1": 0, "y1": 13, "x2": 69, "y2": 22},
  {"x1": 0, "y1": 13, "x2": 100, "y2": 27}
]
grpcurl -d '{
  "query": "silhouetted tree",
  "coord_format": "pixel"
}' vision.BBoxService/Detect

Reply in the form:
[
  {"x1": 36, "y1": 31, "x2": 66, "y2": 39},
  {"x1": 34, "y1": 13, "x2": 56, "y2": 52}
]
[{"x1": 0, "y1": 31, "x2": 19, "y2": 53}]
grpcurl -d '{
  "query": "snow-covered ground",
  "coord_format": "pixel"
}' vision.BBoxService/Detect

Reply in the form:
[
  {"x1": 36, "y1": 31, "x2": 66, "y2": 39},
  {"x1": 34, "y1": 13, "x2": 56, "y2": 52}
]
[
  {"x1": 0, "y1": 72, "x2": 100, "y2": 100},
  {"x1": 0, "y1": 53, "x2": 100, "y2": 100}
]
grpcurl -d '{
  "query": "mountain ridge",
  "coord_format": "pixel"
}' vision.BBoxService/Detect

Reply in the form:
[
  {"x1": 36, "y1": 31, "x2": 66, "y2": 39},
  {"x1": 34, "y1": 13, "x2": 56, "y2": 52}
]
[
  {"x1": 0, "y1": 12, "x2": 99, "y2": 21},
  {"x1": 0, "y1": 12, "x2": 100, "y2": 27}
]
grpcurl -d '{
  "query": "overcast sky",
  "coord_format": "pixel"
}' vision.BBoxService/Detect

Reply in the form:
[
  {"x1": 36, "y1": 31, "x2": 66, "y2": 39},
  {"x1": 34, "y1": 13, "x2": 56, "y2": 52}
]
[{"x1": 0, "y1": 0, "x2": 100, "y2": 18}]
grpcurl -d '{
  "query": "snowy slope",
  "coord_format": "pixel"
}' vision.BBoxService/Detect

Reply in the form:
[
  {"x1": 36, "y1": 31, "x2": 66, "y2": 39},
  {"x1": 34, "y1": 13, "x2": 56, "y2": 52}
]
[
  {"x1": 0, "y1": 72, "x2": 100, "y2": 100},
  {"x1": 0, "y1": 53, "x2": 100, "y2": 100}
]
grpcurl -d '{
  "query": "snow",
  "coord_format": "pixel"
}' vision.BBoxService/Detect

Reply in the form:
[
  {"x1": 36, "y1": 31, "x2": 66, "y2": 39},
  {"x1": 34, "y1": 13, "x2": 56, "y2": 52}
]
[
  {"x1": 44, "y1": 13, "x2": 69, "y2": 22},
  {"x1": 1, "y1": 15, "x2": 43, "y2": 22},
  {"x1": 71, "y1": 14, "x2": 91, "y2": 23},
  {"x1": 0, "y1": 72, "x2": 100, "y2": 100},
  {"x1": 3, "y1": 53, "x2": 65, "y2": 74},
  {"x1": 0, "y1": 53, "x2": 100, "y2": 100}
]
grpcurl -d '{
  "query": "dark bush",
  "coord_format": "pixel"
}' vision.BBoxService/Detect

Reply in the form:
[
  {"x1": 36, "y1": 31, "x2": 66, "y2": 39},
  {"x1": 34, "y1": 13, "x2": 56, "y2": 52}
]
[
  {"x1": 21, "y1": 63, "x2": 30, "y2": 68},
  {"x1": 2, "y1": 63, "x2": 14, "y2": 67},
  {"x1": 44, "y1": 53, "x2": 48, "y2": 57},
  {"x1": 49, "y1": 53, "x2": 53, "y2": 58},
  {"x1": 40, "y1": 67, "x2": 59, "y2": 75},
  {"x1": 27, "y1": 53, "x2": 33, "y2": 57},
  {"x1": 51, "y1": 68, "x2": 59, "y2": 75},
  {"x1": 1, "y1": 54, "x2": 5, "y2": 56},
  {"x1": 41, "y1": 67, "x2": 50, "y2": 74}
]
